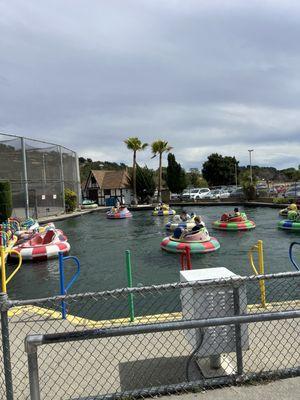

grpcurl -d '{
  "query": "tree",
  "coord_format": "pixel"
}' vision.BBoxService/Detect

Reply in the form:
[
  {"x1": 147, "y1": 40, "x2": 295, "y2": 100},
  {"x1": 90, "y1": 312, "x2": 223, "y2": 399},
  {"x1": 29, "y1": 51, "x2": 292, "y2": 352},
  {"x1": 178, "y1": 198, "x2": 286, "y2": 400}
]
[
  {"x1": 280, "y1": 168, "x2": 300, "y2": 182},
  {"x1": 65, "y1": 188, "x2": 77, "y2": 212},
  {"x1": 166, "y1": 153, "x2": 187, "y2": 193},
  {"x1": 186, "y1": 171, "x2": 208, "y2": 188},
  {"x1": 124, "y1": 137, "x2": 148, "y2": 204},
  {"x1": 78, "y1": 157, "x2": 86, "y2": 164},
  {"x1": 0, "y1": 180, "x2": 12, "y2": 223},
  {"x1": 202, "y1": 153, "x2": 239, "y2": 186},
  {"x1": 129, "y1": 165, "x2": 156, "y2": 203},
  {"x1": 240, "y1": 171, "x2": 258, "y2": 200},
  {"x1": 151, "y1": 140, "x2": 172, "y2": 202}
]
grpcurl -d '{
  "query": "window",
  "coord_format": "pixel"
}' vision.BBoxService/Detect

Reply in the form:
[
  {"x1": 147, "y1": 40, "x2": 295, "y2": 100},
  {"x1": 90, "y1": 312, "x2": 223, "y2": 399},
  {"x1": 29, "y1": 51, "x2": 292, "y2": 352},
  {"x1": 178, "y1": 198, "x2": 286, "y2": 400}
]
[{"x1": 104, "y1": 189, "x2": 111, "y2": 196}]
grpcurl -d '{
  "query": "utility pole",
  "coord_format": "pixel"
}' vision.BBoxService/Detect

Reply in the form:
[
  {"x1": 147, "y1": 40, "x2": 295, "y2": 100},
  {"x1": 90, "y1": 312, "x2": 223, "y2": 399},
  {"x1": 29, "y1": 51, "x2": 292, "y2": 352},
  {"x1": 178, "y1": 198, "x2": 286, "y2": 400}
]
[
  {"x1": 248, "y1": 149, "x2": 254, "y2": 184},
  {"x1": 235, "y1": 163, "x2": 238, "y2": 188}
]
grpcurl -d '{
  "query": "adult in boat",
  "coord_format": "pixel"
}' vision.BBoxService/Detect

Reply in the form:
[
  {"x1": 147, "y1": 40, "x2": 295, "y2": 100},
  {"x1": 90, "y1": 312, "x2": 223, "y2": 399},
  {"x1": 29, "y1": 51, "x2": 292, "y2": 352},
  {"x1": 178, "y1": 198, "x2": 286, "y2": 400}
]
[{"x1": 173, "y1": 216, "x2": 204, "y2": 239}]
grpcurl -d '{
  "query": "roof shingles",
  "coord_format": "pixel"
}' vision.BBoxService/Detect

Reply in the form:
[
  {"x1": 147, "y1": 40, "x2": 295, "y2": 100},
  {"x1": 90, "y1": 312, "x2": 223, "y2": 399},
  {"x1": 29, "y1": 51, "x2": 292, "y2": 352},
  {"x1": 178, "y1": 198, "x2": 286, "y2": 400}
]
[{"x1": 91, "y1": 169, "x2": 130, "y2": 189}]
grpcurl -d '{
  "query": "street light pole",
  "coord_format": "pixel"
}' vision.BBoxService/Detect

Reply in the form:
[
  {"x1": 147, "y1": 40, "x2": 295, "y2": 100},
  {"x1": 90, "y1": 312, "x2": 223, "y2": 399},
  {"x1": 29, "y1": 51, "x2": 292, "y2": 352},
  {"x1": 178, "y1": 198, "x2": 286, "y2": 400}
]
[{"x1": 248, "y1": 149, "x2": 254, "y2": 184}]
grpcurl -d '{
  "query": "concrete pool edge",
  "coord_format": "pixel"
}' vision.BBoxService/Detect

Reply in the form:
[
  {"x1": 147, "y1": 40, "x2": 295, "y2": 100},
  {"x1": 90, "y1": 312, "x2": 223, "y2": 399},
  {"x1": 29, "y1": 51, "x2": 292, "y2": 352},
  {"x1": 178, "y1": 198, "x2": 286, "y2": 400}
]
[{"x1": 38, "y1": 201, "x2": 289, "y2": 224}]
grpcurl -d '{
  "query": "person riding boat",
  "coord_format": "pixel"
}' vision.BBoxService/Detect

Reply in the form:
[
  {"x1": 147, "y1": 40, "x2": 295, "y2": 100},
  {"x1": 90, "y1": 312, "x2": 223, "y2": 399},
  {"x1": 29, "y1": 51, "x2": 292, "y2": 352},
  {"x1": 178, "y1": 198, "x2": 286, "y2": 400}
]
[
  {"x1": 180, "y1": 210, "x2": 191, "y2": 221},
  {"x1": 180, "y1": 216, "x2": 205, "y2": 238}
]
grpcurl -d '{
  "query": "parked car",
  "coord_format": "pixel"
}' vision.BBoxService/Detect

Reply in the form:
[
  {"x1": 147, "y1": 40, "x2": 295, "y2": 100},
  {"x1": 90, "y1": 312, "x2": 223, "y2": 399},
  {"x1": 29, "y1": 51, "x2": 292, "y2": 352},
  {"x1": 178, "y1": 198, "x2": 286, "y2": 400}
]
[
  {"x1": 219, "y1": 189, "x2": 230, "y2": 199},
  {"x1": 181, "y1": 189, "x2": 192, "y2": 201},
  {"x1": 229, "y1": 187, "x2": 245, "y2": 199},
  {"x1": 202, "y1": 189, "x2": 219, "y2": 199},
  {"x1": 170, "y1": 193, "x2": 180, "y2": 200},
  {"x1": 284, "y1": 188, "x2": 300, "y2": 198},
  {"x1": 190, "y1": 188, "x2": 211, "y2": 200}
]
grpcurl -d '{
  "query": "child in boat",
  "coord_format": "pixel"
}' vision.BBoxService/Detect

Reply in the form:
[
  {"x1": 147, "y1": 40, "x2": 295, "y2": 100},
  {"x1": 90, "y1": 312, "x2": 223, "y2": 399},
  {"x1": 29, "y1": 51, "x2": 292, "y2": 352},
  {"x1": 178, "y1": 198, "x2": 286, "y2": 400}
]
[
  {"x1": 227, "y1": 208, "x2": 240, "y2": 220},
  {"x1": 180, "y1": 210, "x2": 191, "y2": 221}
]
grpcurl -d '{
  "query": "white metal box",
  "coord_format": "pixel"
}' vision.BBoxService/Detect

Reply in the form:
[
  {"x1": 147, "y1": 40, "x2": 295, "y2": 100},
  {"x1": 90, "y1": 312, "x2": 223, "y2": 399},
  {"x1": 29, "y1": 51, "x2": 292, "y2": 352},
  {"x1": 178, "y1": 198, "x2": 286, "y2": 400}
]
[{"x1": 180, "y1": 268, "x2": 248, "y2": 357}]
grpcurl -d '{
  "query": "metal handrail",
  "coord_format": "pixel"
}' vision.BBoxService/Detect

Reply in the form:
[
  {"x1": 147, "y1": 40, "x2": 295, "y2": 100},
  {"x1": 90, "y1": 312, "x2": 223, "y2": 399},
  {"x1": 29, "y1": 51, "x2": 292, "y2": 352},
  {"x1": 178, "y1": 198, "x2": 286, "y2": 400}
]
[
  {"x1": 289, "y1": 242, "x2": 300, "y2": 271},
  {"x1": 248, "y1": 240, "x2": 266, "y2": 307},
  {"x1": 58, "y1": 252, "x2": 80, "y2": 319},
  {"x1": 0, "y1": 245, "x2": 23, "y2": 293}
]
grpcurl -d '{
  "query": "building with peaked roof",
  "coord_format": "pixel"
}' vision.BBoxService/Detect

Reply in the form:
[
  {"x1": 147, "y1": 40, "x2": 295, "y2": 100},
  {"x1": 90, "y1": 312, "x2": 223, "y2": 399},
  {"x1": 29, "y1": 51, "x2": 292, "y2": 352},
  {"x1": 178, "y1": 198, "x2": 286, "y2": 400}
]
[{"x1": 83, "y1": 169, "x2": 133, "y2": 205}]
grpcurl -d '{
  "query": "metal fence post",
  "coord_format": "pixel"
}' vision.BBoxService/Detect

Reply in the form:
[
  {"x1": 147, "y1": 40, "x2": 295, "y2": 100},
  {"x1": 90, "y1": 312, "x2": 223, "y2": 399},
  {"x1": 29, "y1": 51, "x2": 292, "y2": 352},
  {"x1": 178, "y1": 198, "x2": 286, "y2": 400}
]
[
  {"x1": 21, "y1": 137, "x2": 30, "y2": 219},
  {"x1": 25, "y1": 336, "x2": 42, "y2": 400},
  {"x1": 233, "y1": 286, "x2": 244, "y2": 376},
  {"x1": 0, "y1": 292, "x2": 14, "y2": 400},
  {"x1": 75, "y1": 153, "x2": 82, "y2": 205},
  {"x1": 59, "y1": 146, "x2": 66, "y2": 212}
]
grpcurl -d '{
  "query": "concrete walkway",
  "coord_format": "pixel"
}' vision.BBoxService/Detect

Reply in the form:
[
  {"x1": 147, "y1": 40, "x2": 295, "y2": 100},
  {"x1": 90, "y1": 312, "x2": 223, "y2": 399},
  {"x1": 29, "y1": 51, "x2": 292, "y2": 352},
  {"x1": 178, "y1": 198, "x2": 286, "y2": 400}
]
[
  {"x1": 169, "y1": 377, "x2": 300, "y2": 400},
  {"x1": 38, "y1": 206, "x2": 109, "y2": 223}
]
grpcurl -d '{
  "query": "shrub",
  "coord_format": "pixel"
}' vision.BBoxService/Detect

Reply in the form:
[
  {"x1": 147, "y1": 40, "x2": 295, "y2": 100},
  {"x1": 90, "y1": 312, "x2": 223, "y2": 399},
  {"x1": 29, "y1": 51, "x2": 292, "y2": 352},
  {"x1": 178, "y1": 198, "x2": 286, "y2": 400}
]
[
  {"x1": 273, "y1": 197, "x2": 290, "y2": 204},
  {"x1": 0, "y1": 180, "x2": 12, "y2": 223},
  {"x1": 65, "y1": 189, "x2": 77, "y2": 212}
]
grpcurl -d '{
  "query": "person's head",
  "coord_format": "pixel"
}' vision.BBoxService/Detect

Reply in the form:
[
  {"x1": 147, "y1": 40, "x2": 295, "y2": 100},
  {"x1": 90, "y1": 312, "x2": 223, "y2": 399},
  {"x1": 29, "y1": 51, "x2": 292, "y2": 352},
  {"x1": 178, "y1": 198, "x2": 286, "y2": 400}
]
[
  {"x1": 234, "y1": 207, "x2": 239, "y2": 213},
  {"x1": 181, "y1": 210, "x2": 187, "y2": 215},
  {"x1": 194, "y1": 216, "x2": 201, "y2": 224},
  {"x1": 289, "y1": 203, "x2": 297, "y2": 211}
]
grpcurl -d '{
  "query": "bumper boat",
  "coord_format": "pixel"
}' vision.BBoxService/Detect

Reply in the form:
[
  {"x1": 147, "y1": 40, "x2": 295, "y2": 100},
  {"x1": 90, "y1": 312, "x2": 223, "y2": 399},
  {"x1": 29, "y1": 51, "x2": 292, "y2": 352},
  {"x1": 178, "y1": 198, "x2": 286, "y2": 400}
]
[
  {"x1": 161, "y1": 227, "x2": 220, "y2": 254},
  {"x1": 165, "y1": 215, "x2": 197, "y2": 231},
  {"x1": 213, "y1": 212, "x2": 255, "y2": 231},
  {"x1": 106, "y1": 207, "x2": 132, "y2": 219},
  {"x1": 279, "y1": 203, "x2": 298, "y2": 217},
  {"x1": 278, "y1": 211, "x2": 300, "y2": 231},
  {"x1": 152, "y1": 204, "x2": 176, "y2": 216},
  {"x1": 11, "y1": 228, "x2": 70, "y2": 261},
  {"x1": 278, "y1": 220, "x2": 300, "y2": 231},
  {"x1": 82, "y1": 199, "x2": 98, "y2": 209}
]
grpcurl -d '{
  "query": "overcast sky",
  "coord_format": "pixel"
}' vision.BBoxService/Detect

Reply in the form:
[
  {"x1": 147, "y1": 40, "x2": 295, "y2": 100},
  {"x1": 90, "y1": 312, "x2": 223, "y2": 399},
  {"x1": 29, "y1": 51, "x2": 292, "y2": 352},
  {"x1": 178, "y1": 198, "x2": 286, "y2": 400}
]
[{"x1": 1, "y1": 0, "x2": 300, "y2": 170}]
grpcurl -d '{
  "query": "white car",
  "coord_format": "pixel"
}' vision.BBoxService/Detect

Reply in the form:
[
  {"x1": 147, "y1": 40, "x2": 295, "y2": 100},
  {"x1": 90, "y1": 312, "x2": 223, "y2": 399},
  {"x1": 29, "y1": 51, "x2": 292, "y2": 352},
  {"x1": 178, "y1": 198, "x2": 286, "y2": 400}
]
[
  {"x1": 219, "y1": 189, "x2": 230, "y2": 199},
  {"x1": 189, "y1": 188, "x2": 211, "y2": 200}
]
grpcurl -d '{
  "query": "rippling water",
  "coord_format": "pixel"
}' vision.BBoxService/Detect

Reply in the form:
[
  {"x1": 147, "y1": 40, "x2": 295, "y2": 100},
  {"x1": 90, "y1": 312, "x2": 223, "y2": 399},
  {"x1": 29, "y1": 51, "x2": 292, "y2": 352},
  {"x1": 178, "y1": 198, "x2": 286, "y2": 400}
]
[{"x1": 7, "y1": 206, "x2": 299, "y2": 301}]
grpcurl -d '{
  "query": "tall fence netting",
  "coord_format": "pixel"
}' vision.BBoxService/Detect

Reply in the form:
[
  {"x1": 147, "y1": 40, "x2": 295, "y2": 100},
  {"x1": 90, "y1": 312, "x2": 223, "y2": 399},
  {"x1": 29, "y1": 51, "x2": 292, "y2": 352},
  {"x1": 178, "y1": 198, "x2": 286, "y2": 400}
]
[{"x1": 0, "y1": 133, "x2": 80, "y2": 218}]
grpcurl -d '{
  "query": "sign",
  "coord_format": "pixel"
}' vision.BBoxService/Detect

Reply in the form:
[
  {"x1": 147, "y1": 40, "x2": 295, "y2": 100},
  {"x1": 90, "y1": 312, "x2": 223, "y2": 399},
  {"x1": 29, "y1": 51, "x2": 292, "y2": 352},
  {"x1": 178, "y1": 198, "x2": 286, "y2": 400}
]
[
  {"x1": 41, "y1": 195, "x2": 46, "y2": 200},
  {"x1": 53, "y1": 194, "x2": 57, "y2": 199}
]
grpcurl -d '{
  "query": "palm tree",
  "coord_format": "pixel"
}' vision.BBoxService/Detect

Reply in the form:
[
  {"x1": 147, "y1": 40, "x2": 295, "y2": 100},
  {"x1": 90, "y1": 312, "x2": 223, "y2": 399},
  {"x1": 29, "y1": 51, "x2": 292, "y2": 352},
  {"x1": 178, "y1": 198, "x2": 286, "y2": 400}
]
[
  {"x1": 151, "y1": 140, "x2": 173, "y2": 202},
  {"x1": 124, "y1": 137, "x2": 148, "y2": 204}
]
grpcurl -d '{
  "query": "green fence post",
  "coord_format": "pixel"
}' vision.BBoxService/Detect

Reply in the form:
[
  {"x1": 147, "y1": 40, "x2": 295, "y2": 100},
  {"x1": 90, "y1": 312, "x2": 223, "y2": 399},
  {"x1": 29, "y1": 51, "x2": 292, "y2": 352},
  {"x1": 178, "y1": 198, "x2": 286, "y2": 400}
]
[{"x1": 125, "y1": 250, "x2": 135, "y2": 322}]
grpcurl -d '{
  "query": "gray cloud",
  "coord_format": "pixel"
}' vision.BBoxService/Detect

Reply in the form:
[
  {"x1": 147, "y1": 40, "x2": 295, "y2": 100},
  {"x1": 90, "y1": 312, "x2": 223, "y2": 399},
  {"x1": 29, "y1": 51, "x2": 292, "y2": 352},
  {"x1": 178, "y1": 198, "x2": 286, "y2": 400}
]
[{"x1": 1, "y1": 0, "x2": 300, "y2": 169}]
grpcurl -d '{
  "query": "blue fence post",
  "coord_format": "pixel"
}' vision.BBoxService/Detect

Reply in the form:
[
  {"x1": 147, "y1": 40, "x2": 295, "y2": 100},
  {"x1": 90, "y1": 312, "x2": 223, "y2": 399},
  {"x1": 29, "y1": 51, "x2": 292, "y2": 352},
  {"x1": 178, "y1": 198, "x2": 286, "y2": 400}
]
[
  {"x1": 58, "y1": 252, "x2": 67, "y2": 319},
  {"x1": 58, "y1": 252, "x2": 81, "y2": 320},
  {"x1": 289, "y1": 242, "x2": 300, "y2": 271}
]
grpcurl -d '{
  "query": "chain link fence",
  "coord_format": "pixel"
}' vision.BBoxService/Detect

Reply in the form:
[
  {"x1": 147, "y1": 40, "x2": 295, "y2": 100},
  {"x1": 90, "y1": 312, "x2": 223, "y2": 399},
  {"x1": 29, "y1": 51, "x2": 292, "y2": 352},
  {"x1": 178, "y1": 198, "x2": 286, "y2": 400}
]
[
  {"x1": 0, "y1": 133, "x2": 81, "y2": 219},
  {"x1": 0, "y1": 271, "x2": 299, "y2": 399}
]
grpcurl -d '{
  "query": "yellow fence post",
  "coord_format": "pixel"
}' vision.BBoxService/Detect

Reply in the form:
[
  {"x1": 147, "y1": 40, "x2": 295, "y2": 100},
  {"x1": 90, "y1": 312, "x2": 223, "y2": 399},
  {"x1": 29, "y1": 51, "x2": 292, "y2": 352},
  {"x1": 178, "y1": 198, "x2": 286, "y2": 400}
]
[
  {"x1": 257, "y1": 240, "x2": 266, "y2": 308},
  {"x1": 248, "y1": 240, "x2": 267, "y2": 308},
  {"x1": 0, "y1": 246, "x2": 7, "y2": 293}
]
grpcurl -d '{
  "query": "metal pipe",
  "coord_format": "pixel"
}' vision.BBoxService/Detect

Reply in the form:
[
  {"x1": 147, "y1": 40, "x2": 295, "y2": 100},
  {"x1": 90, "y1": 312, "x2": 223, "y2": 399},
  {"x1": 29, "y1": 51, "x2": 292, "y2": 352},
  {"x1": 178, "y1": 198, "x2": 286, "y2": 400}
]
[
  {"x1": 0, "y1": 292, "x2": 14, "y2": 400},
  {"x1": 25, "y1": 308, "x2": 300, "y2": 347},
  {"x1": 233, "y1": 287, "x2": 243, "y2": 375},
  {"x1": 248, "y1": 149, "x2": 254, "y2": 184},
  {"x1": 257, "y1": 240, "x2": 266, "y2": 307},
  {"x1": 58, "y1": 252, "x2": 67, "y2": 319},
  {"x1": 21, "y1": 137, "x2": 30, "y2": 219},
  {"x1": 125, "y1": 250, "x2": 135, "y2": 322},
  {"x1": 75, "y1": 153, "x2": 82, "y2": 205},
  {"x1": 9, "y1": 270, "x2": 300, "y2": 308},
  {"x1": 59, "y1": 147, "x2": 66, "y2": 212},
  {"x1": 27, "y1": 350, "x2": 41, "y2": 400}
]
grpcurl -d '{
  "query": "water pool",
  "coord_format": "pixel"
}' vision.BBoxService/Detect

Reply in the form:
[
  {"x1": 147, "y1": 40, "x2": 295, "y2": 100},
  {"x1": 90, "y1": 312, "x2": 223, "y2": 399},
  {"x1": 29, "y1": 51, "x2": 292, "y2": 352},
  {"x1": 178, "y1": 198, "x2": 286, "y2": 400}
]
[{"x1": 8, "y1": 206, "x2": 299, "y2": 300}]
